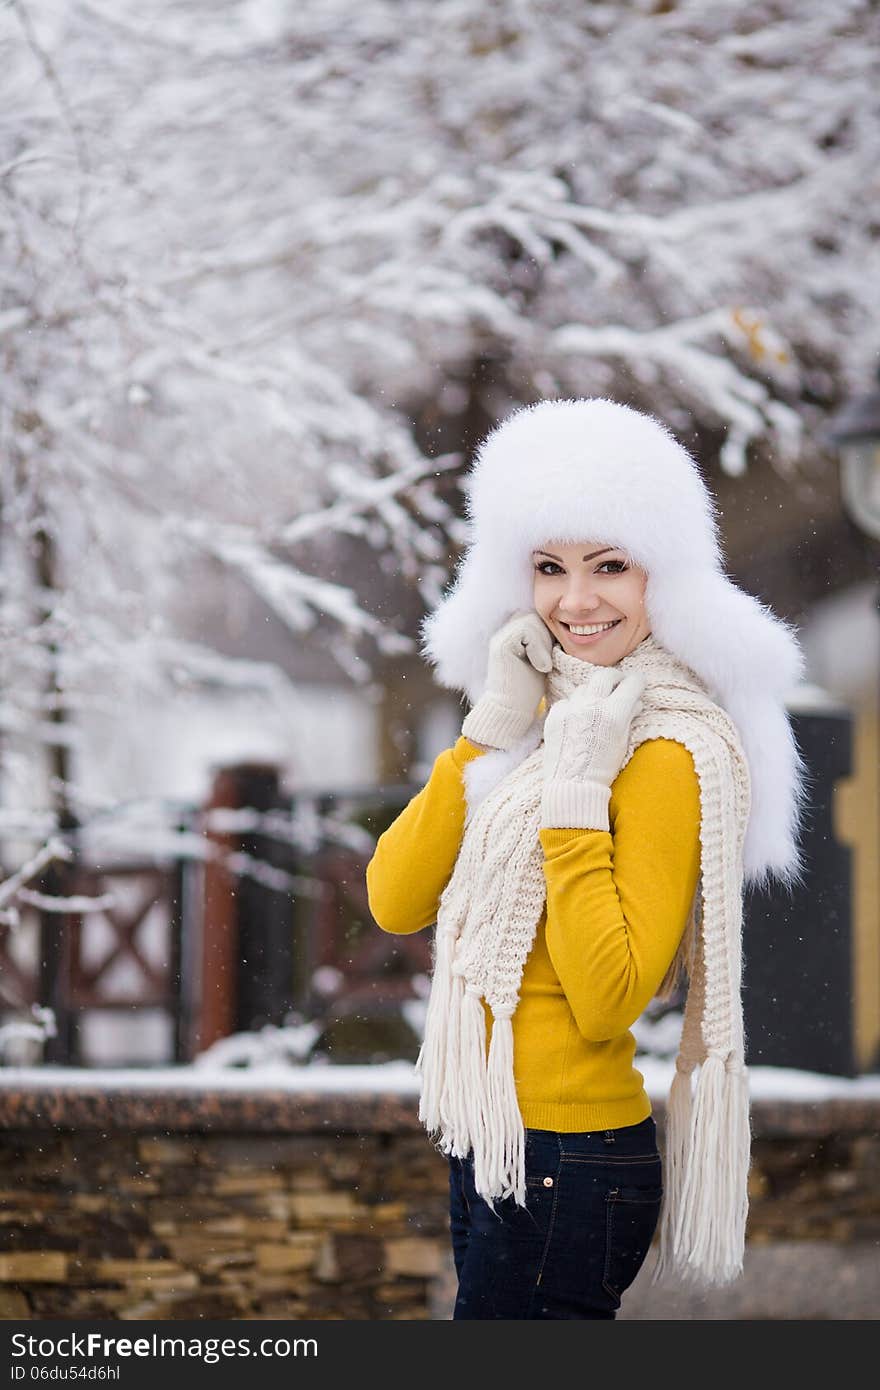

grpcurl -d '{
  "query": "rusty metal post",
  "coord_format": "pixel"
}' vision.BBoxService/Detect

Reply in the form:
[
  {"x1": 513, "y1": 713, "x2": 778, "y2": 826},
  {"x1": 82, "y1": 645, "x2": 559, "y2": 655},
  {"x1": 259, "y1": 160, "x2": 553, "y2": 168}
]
[{"x1": 191, "y1": 767, "x2": 241, "y2": 1056}]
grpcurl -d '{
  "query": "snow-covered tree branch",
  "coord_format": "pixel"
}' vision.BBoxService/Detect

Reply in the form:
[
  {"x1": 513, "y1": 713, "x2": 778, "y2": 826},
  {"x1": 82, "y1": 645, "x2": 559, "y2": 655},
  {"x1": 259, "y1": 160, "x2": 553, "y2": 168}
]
[{"x1": 1, "y1": 0, "x2": 877, "y2": 852}]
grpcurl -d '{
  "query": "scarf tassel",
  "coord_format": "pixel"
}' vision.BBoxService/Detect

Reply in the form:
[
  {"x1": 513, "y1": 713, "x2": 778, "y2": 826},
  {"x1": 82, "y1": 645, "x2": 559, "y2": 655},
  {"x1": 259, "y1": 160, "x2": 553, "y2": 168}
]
[
  {"x1": 484, "y1": 1010, "x2": 525, "y2": 1207},
  {"x1": 653, "y1": 1052, "x2": 751, "y2": 1288},
  {"x1": 439, "y1": 972, "x2": 471, "y2": 1156},
  {"x1": 459, "y1": 984, "x2": 494, "y2": 1190},
  {"x1": 415, "y1": 926, "x2": 456, "y2": 1138},
  {"x1": 651, "y1": 1059, "x2": 693, "y2": 1285}
]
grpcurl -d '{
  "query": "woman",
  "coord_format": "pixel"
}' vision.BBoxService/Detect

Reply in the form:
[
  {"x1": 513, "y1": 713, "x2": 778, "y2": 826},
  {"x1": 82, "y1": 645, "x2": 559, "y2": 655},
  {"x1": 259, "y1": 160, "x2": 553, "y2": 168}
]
[{"x1": 366, "y1": 398, "x2": 807, "y2": 1319}]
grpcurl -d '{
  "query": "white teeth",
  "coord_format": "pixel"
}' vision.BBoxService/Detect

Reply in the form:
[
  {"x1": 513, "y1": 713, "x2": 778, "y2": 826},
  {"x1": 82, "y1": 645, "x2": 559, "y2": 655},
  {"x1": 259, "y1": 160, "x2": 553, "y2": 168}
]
[{"x1": 566, "y1": 621, "x2": 619, "y2": 635}]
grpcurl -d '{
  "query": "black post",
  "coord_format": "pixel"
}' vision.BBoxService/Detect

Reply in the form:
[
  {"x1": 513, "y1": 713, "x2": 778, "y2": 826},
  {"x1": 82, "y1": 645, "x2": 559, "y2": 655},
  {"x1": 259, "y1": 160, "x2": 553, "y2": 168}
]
[
  {"x1": 743, "y1": 704, "x2": 856, "y2": 1076},
  {"x1": 232, "y1": 764, "x2": 297, "y2": 1032},
  {"x1": 169, "y1": 815, "x2": 192, "y2": 1063},
  {"x1": 38, "y1": 828, "x2": 79, "y2": 1065}
]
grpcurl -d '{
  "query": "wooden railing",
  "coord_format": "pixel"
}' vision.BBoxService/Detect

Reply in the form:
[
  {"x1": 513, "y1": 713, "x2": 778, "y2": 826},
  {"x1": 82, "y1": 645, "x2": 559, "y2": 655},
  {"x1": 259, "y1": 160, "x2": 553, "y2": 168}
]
[{"x1": 0, "y1": 766, "x2": 425, "y2": 1066}]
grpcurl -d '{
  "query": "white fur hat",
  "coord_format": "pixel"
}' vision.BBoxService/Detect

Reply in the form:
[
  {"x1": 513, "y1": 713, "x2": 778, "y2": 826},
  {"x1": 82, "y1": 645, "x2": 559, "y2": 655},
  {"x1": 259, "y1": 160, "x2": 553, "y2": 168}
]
[{"x1": 419, "y1": 397, "x2": 809, "y2": 890}]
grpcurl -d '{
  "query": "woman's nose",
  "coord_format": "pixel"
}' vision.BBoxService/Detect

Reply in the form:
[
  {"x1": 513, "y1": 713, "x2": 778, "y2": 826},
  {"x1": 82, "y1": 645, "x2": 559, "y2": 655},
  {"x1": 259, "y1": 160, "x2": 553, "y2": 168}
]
[{"x1": 560, "y1": 579, "x2": 601, "y2": 614}]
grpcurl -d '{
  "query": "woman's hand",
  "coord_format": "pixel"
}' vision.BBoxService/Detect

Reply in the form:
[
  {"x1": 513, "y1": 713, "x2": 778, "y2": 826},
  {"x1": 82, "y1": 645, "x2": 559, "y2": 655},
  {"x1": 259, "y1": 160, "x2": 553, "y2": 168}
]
[
  {"x1": 540, "y1": 670, "x2": 647, "y2": 830},
  {"x1": 461, "y1": 609, "x2": 554, "y2": 751}
]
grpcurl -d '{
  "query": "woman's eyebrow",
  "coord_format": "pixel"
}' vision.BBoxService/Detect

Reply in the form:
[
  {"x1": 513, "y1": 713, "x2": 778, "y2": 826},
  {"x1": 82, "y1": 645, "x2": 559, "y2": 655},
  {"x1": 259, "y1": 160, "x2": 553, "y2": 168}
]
[{"x1": 533, "y1": 547, "x2": 616, "y2": 562}]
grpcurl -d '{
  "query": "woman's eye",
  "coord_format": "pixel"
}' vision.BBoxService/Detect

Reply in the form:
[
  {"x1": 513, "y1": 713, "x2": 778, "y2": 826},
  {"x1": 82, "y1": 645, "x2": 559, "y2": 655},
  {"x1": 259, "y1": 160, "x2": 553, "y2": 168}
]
[{"x1": 535, "y1": 560, "x2": 627, "y2": 575}]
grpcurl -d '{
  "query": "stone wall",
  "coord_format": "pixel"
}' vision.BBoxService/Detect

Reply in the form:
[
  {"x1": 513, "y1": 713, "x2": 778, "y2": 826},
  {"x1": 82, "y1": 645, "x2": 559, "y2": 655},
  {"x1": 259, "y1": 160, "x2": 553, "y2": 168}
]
[{"x1": 0, "y1": 1082, "x2": 877, "y2": 1320}]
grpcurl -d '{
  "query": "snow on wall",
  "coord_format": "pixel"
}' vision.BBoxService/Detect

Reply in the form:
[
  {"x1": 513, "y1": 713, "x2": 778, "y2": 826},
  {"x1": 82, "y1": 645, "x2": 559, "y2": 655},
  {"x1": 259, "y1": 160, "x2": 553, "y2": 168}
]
[{"x1": 0, "y1": 1059, "x2": 878, "y2": 1102}]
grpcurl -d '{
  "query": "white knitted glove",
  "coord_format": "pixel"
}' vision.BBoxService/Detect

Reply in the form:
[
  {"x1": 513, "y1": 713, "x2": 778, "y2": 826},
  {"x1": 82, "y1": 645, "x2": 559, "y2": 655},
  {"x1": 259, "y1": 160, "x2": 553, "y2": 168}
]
[
  {"x1": 461, "y1": 609, "x2": 554, "y2": 751},
  {"x1": 540, "y1": 669, "x2": 647, "y2": 830}
]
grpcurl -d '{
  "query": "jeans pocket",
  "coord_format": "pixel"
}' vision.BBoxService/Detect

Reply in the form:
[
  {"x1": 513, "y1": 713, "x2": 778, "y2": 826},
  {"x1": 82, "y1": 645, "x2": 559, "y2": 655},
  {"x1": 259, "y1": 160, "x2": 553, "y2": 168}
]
[
  {"x1": 524, "y1": 1131, "x2": 560, "y2": 1191},
  {"x1": 601, "y1": 1175, "x2": 664, "y2": 1301}
]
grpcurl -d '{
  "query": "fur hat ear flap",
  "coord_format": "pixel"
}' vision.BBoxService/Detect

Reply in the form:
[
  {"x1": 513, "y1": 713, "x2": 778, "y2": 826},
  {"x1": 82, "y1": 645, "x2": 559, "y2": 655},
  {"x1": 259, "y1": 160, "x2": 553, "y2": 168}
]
[
  {"x1": 729, "y1": 687, "x2": 811, "y2": 890},
  {"x1": 418, "y1": 555, "x2": 494, "y2": 706},
  {"x1": 646, "y1": 568, "x2": 808, "y2": 889},
  {"x1": 646, "y1": 569, "x2": 806, "y2": 703},
  {"x1": 419, "y1": 547, "x2": 536, "y2": 706}
]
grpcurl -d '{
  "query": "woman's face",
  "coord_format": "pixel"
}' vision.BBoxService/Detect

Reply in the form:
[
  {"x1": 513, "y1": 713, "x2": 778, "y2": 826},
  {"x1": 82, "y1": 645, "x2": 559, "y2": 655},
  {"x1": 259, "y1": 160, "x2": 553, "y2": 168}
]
[{"x1": 532, "y1": 539, "x2": 651, "y2": 666}]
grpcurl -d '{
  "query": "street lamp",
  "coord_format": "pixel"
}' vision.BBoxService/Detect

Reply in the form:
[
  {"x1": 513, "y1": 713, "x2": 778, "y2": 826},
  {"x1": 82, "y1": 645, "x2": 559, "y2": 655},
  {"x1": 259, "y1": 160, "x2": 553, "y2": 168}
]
[{"x1": 826, "y1": 366, "x2": 880, "y2": 541}]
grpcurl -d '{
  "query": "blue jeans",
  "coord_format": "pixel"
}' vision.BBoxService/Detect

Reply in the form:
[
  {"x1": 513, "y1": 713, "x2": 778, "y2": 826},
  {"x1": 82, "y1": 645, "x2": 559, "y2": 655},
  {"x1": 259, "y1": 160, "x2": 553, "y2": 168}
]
[{"x1": 448, "y1": 1116, "x2": 662, "y2": 1319}]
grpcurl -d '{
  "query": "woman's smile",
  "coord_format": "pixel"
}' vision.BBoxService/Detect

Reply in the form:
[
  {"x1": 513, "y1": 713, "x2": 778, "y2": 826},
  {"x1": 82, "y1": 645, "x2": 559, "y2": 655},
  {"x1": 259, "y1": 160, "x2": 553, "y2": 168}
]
[{"x1": 560, "y1": 618, "x2": 622, "y2": 643}]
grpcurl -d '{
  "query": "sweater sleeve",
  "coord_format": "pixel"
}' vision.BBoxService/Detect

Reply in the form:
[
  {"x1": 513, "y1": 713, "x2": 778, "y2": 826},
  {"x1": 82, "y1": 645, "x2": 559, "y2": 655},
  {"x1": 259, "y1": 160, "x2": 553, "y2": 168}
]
[
  {"x1": 539, "y1": 737, "x2": 701, "y2": 1042},
  {"x1": 365, "y1": 736, "x2": 487, "y2": 935}
]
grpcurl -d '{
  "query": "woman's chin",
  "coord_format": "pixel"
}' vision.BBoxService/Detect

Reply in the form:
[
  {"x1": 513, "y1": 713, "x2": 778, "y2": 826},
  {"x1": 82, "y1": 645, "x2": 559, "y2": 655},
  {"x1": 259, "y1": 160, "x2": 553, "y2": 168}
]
[{"x1": 561, "y1": 642, "x2": 612, "y2": 665}]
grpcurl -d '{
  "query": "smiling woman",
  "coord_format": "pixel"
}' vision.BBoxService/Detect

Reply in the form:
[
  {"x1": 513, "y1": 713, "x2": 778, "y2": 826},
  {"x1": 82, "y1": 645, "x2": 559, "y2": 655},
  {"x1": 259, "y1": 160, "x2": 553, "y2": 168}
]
[
  {"x1": 531, "y1": 541, "x2": 651, "y2": 665},
  {"x1": 366, "y1": 397, "x2": 808, "y2": 1319}
]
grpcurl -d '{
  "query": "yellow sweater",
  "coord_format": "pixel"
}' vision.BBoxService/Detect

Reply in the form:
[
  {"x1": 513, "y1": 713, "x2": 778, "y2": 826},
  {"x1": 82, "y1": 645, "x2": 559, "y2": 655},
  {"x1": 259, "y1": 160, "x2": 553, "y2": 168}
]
[{"x1": 366, "y1": 732, "x2": 701, "y2": 1133}]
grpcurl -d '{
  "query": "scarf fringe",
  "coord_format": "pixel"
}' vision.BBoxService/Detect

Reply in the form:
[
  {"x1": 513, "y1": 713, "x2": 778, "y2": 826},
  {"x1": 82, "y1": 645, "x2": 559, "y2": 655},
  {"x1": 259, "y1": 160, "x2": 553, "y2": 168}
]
[
  {"x1": 652, "y1": 1052, "x2": 751, "y2": 1288},
  {"x1": 484, "y1": 1012, "x2": 525, "y2": 1206},
  {"x1": 459, "y1": 985, "x2": 493, "y2": 1191},
  {"x1": 651, "y1": 1060, "x2": 693, "y2": 1285},
  {"x1": 439, "y1": 973, "x2": 471, "y2": 1155},
  {"x1": 415, "y1": 927, "x2": 455, "y2": 1139}
]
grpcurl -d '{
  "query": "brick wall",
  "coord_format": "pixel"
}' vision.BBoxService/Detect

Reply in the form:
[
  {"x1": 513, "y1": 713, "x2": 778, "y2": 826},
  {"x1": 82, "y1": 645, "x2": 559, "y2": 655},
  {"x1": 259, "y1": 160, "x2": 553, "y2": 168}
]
[{"x1": 0, "y1": 1083, "x2": 877, "y2": 1320}]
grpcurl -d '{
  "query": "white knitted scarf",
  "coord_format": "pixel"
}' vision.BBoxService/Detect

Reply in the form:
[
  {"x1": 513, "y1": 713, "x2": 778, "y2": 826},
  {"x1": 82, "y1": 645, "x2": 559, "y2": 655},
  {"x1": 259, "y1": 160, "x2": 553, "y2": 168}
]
[{"x1": 415, "y1": 634, "x2": 753, "y2": 1289}]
